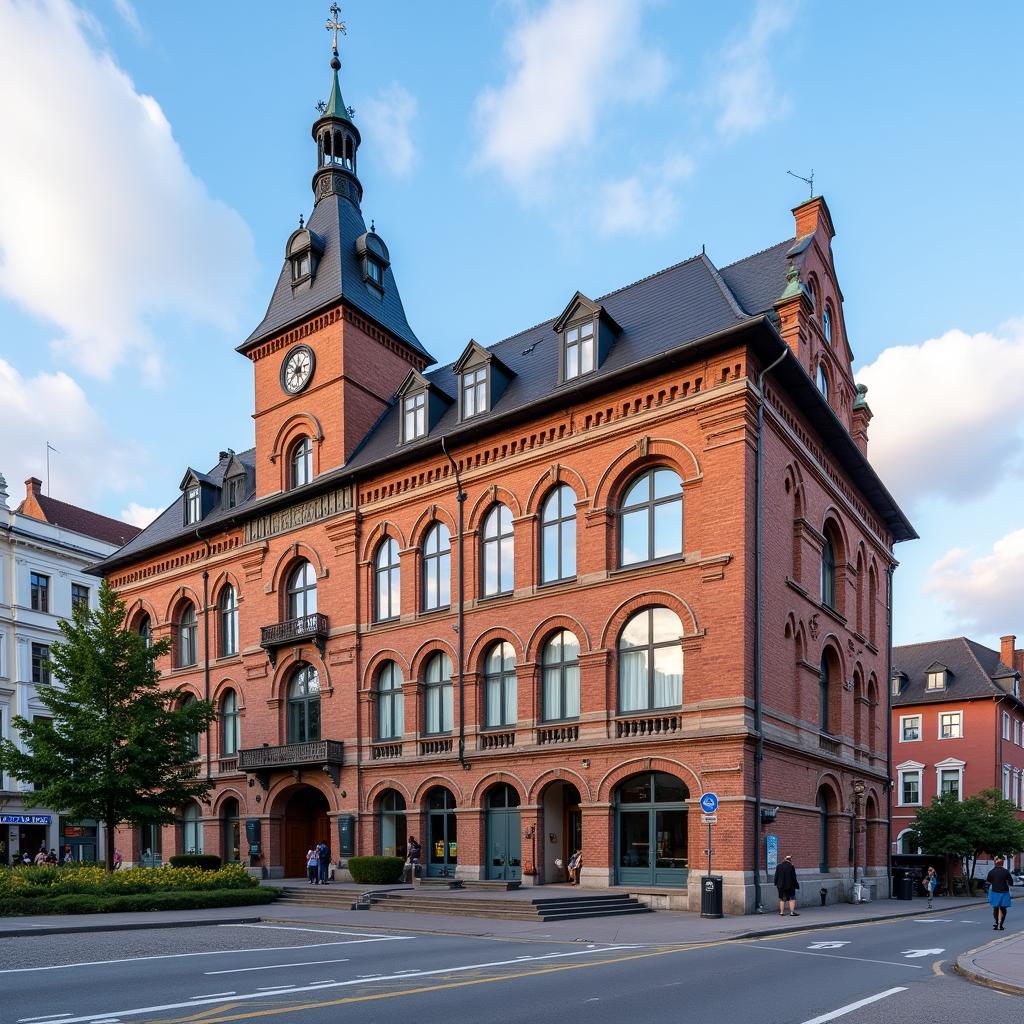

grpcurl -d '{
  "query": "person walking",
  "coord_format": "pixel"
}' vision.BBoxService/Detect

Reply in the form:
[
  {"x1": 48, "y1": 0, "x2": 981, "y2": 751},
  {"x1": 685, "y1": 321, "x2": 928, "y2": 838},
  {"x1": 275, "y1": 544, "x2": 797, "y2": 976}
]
[
  {"x1": 567, "y1": 849, "x2": 583, "y2": 885},
  {"x1": 306, "y1": 847, "x2": 319, "y2": 885},
  {"x1": 986, "y1": 856, "x2": 1013, "y2": 930},
  {"x1": 923, "y1": 866, "x2": 938, "y2": 910},
  {"x1": 773, "y1": 854, "x2": 800, "y2": 916},
  {"x1": 113, "y1": 848, "x2": 123, "y2": 870},
  {"x1": 317, "y1": 839, "x2": 331, "y2": 885},
  {"x1": 406, "y1": 835, "x2": 421, "y2": 879},
  {"x1": 34, "y1": 847, "x2": 47, "y2": 866}
]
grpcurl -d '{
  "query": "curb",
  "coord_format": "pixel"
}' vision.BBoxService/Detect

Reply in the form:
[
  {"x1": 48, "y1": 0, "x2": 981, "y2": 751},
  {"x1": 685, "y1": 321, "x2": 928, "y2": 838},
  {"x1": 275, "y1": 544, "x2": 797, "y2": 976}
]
[
  {"x1": 0, "y1": 915, "x2": 262, "y2": 939},
  {"x1": 955, "y1": 933, "x2": 1024, "y2": 997}
]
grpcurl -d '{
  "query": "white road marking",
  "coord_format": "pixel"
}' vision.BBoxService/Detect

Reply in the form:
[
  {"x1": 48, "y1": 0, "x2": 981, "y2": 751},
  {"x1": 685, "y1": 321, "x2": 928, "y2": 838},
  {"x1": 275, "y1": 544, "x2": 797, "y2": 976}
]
[
  {"x1": 913, "y1": 918, "x2": 952, "y2": 923},
  {"x1": 798, "y1": 988, "x2": 907, "y2": 1024},
  {"x1": 807, "y1": 941, "x2": 850, "y2": 949},
  {"x1": 206, "y1": 958, "x2": 350, "y2": 975},
  {"x1": 18, "y1": 1016, "x2": 74, "y2": 1022},
  {"x1": 41, "y1": 946, "x2": 636, "y2": 1024},
  {"x1": 189, "y1": 993, "x2": 235, "y2": 1000},
  {"x1": 0, "y1": 936, "x2": 410, "y2": 975},
  {"x1": 256, "y1": 985, "x2": 295, "y2": 991},
  {"x1": 222, "y1": 924, "x2": 406, "y2": 938},
  {"x1": 754, "y1": 946, "x2": 923, "y2": 969},
  {"x1": 901, "y1": 948, "x2": 944, "y2": 958}
]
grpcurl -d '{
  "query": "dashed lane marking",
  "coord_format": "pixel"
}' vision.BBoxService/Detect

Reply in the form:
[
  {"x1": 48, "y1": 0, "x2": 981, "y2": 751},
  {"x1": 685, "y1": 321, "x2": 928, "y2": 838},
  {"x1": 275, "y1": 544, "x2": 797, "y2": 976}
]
[
  {"x1": 205, "y1": 958, "x2": 350, "y2": 976},
  {"x1": 797, "y1": 987, "x2": 907, "y2": 1024},
  {"x1": 753, "y1": 946, "x2": 924, "y2": 969}
]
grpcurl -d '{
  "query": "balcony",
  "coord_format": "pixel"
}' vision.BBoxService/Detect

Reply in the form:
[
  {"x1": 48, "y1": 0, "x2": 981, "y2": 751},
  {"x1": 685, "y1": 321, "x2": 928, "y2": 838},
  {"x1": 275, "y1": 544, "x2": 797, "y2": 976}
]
[
  {"x1": 536, "y1": 724, "x2": 579, "y2": 745},
  {"x1": 260, "y1": 613, "x2": 329, "y2": 666},
  {"x1": 479, "y1": 730, "x2": 515, "y2": 751},
  {"x1": 615, "y1": 713, "x2": 680, "y2": 739},
  {"x1": 371, "y1": 742, "x2": 403, "y2": 761},
  {"x1": 818, "y1": 734, "x2": 842, "y2": 757},
  {"x1": 419, "y1": 736, "x2": 453, "y2": 756},
  {"x1": 238, "y1": 739, "x2": 344, "y2": 788}
]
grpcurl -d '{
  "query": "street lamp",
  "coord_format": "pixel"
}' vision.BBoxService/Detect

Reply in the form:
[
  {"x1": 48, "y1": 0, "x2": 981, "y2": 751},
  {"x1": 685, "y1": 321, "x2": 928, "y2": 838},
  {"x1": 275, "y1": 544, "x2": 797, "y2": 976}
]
[{"x1": 852, "y1": 779, "x2": 866, "y2": 885}]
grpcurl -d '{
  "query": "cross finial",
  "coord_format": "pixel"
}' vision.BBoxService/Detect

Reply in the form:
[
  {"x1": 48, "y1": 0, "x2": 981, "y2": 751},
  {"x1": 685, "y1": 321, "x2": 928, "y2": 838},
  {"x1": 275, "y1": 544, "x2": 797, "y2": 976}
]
[
  {"x1": 326, "y1": 3, "x2": 346, "y2": 57},
  {"x1": 299, "y1": 214, "x2": 304, "y2": 228}
]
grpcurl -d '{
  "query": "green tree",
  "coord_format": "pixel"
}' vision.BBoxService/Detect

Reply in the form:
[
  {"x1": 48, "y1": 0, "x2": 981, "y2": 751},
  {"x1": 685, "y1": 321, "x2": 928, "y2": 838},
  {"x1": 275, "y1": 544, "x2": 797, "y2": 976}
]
[
  {"x1": 0, "y1": 582, "x2": 215, "y2": 870},
  {"x1": 907, "y1": 792, "x2": 972, "y2": 892}
]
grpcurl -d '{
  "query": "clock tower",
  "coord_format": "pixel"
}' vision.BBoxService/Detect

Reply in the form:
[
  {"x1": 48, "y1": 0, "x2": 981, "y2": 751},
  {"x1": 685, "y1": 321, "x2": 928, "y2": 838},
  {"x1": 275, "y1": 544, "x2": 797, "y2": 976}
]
[{"x1": 239, "y1": 12, "x2": 432, "y2": 498}]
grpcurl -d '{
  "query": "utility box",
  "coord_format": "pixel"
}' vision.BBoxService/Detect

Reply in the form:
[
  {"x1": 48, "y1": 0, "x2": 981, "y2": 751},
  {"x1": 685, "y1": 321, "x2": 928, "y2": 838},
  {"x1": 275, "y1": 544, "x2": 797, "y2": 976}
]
[
  {"x1": 244, "y1": 818, "x2": 261, "y2": 858},
  {"x1": 700, "y1": 875, "x2": 723, "y2": 918},
  {"x1": 337, "y1": 814, "x2": 355, "y2": 857}
]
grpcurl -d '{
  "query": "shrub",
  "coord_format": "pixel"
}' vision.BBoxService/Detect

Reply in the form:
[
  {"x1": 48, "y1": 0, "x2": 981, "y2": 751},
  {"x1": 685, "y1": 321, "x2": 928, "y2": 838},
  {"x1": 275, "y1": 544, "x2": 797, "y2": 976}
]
[
  {"x1": 0, "y1": 887, "x2": 279, "y2": 917},
  {"x1": 0, "y1": 862, "x2": 258, "y2": 898},
  {"x1": 347, "y1": 856, "x2": 404, "y2": 885},
  {"x1": 169, "y1": 854, "x2": 222, "y2": 871}
]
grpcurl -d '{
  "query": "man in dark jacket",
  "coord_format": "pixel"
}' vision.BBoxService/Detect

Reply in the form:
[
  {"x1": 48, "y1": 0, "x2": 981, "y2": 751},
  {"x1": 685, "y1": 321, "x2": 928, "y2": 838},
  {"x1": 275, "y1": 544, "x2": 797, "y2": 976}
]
[
  {"x1": 986, "y1": 856, "x2": 1013, "y2": 930},
  {"x1": 317, "y1": 840, "x2": 330, "y2": 885},
  {"x1": 773, "y1": 854, "x2": 800, "y2": 916}
]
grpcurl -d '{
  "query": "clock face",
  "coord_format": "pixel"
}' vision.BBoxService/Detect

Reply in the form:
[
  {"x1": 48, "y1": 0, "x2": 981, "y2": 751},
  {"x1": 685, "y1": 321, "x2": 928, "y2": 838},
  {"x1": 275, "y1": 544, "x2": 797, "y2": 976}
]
[{"x1": 280, "y1": 345, "x2": 315, "y2": 395}]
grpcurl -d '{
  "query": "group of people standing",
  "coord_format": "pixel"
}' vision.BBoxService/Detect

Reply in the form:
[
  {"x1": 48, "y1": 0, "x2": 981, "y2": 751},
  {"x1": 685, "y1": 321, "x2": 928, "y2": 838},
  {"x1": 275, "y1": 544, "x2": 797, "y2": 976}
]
[
  {"x1": 11, "y1": 844, "x2": 75, "y2": 866},
  {"x1": 305, "y1": 840, "x2": 332, "y2": 884}
]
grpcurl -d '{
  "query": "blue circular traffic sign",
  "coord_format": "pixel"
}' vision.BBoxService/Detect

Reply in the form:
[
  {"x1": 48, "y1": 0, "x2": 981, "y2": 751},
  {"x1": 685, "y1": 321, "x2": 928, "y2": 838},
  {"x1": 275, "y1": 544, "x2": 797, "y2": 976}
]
[{"x1": 700, "y1": 793, "x2": 719, "y2": 814}]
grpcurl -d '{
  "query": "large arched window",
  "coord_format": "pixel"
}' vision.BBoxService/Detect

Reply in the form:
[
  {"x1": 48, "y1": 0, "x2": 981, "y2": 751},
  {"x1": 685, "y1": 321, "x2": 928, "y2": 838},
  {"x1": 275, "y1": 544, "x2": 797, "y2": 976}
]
[
  {"x1": 221, "y1": 689, "x2": 240, "y2": 756},
  {"x1": 378, "y1": 789, "x2": 406, "y2": 858},
  {"x1": 481, "y1": 504, "x2": 514, "y2": 597},
  {"x1": 484, "y1": 641, "x2": 517, "y2": 728},
  {"x1": 821, "y1": 533, "x2": 837, "y2": 608},
  {"x1": 615, "y1": 771, "x2": 689, "y2": 887},
  {"x1": 221, "y1": 798, "x2": 240, "y2": 864},
  {"x1": 287, "y1": 663, "x2": 321, "y2": 743},
  {"x1": 816, "y1": 362, "x2": 830, "y2": 401},
  {"x1": 819, "y1": 652, "x2": 832, "y2": 733},
  {"x1": 286, "y1": 560, "x2": 318, "y2": 620},
  {"x1": 422, "y1": 523, "x2": 451, "y2": 611},
  {"x1": 182, "y1": 802, "x2": 203, "y2": 855},
  {"x1": 619, "y1": 468, "x2": 683, "y2": 567},
  {"x1": 540, "y1": 485, "x2": 577, "y2": 584},
  {"x1": 822, "y1": 303, "x2": 833, "y2": 344},
  {"x1": 137, "y1": 613, "x2": 152, "y2": 648},
  {"x1": 181, "y1": 694, "x2": 199, "y2": 757},
  {"x1": 868, "y1": 565, "x2": 878, "y2": 645},
  {"x1": 423, "y1": 653, "x2": 453, "y2": 735},
  {"x1": 542, "y1": 630, "x2": 580, "y2": 721},
  {"x1": 376, "y1": 661, "x2": 404, "y2": 740},
  {"x1": 289, "y1": 436, "x2": 313, "y2": 488},
  {"x1": 817, "y1": 788, "x2": 831, "y2": 872},
  {"x1": 218, "y1": 586, "x2": 238, "y2": 657},
  {"x1": 175, "y1": 603, "x2": 198, "y2": 668},
  {"x1": 618, "y1": 607, "x2": 683, "y2": 712},
  {"x1": 374, "y1": 538, "x2": 401, "y2": 622}
]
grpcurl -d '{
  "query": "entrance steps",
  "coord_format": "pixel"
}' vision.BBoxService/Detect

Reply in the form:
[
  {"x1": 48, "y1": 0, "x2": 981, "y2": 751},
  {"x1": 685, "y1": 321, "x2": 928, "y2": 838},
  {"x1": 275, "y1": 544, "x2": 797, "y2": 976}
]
[{"x1": 364, "y1": 891, "x2": 652, "y2": 921}]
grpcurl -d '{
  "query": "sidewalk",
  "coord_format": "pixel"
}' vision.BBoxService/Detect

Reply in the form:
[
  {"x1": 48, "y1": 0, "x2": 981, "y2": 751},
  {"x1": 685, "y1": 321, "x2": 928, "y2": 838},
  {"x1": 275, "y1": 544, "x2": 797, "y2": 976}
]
[
  {"x1": 0, "y1": 894, "x2": 984, "y2": 942},
  {"x1": 956, "y1": 930, "x2": 1024, "y2": 995}
]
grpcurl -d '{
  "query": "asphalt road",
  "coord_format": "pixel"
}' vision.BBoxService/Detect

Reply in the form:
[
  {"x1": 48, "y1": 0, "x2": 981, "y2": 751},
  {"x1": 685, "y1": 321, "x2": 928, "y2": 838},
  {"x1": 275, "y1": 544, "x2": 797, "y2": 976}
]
[{"x1": 0, "y1": 906, "x2": 1019, "y2": 1024}]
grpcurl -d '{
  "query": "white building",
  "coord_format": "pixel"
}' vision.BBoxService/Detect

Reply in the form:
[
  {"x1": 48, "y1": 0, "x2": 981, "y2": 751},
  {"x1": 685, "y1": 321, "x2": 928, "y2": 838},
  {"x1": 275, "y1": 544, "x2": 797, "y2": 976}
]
[{"x1": 0, "y1": 474, "x2": 139, "y2": 864}]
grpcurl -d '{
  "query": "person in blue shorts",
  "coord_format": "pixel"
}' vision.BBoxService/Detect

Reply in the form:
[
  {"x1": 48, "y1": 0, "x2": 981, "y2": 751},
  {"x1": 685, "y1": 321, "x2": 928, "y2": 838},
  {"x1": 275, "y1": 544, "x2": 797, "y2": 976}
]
[{"x1": 986, "y1": 856, "x2": 1013, "y2": 930}]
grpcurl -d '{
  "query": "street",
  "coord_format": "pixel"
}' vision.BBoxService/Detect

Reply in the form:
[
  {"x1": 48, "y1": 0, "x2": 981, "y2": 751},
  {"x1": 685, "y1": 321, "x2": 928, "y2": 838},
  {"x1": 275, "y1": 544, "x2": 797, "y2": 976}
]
[{"x1": 0, "y1": 907, "x2": 1019, "y2": 1024}]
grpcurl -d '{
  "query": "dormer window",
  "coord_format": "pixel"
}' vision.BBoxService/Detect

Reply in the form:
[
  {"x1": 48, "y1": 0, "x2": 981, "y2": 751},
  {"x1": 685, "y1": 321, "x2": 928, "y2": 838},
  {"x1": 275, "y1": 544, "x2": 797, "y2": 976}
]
[
  {"x1": 184, "y1": 486, "x2": 200, "y2": 525},
  {"x1": 356, "y1": 229, "x2": 390, "y2": 293},
  {"x1": 891, "y1": 673, "x2": 904, "y2": 697},
  {"x1": 453, "y1": 339, "x2": 513, "y2": 423},
  {"x1": 926, "y1": 668, "x2": 947, "y2": 691},
  {"x1": 564, "y1": 320, "x2": 595, "y2": 380},
  {"x1": 225, "y1": 476, "x2": 242, "y2": 509},
  {"x1": 462, "y1": 367, "x2": 487, "y2": 419},
  {"x1": 285, "y1": 224, "x2": 324, "y2": 291},
  {"x1": 403, "y1": 392, "x2": 426, "y2": 442},
  {"x1": 395, "y1": 370, "x2": 452, "y2": 447},
  {"x1": 291, "y1": 252, "x2": 311, "y2": 282}
]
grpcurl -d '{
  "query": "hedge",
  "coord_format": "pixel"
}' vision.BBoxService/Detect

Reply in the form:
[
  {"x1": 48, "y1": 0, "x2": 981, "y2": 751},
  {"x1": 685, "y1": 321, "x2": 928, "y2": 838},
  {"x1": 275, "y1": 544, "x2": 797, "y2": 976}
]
[
  {"x1": 347, "y1": 856, "x2": 404, "y2": 885},
  {"x1": 168, "y1": 854, "x2": 222, "y2": 871},
  {"x1": 0, "y1": 887, "x2": 280, "y2": 917},
  {"x1": 0, "y1": 863, "x2": 258, "y2": 897}
]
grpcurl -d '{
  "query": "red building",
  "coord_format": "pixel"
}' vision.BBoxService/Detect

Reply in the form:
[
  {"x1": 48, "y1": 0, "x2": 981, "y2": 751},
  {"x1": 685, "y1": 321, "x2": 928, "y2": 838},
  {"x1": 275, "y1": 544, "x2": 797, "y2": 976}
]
[
  {"x1": 892, "y1": 635, "x2": 1024, "y2": 872},
  {"x1": 93, "y1": 28, "x2": 913, "y2": 912}
]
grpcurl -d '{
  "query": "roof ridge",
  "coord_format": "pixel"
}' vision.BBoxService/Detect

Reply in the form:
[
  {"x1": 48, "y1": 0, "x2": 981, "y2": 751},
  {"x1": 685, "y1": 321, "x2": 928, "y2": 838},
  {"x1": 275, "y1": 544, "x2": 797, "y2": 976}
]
[
  {"x1": 720, "y1": 237, "x2": 794, "y2": 271},
  {"x1": 962, "y1": 636, "x2": 1000, "y2": 677},
  {"x1": 35, "y1": 493, "x2": 135, "y2": 529},
  {"x1": 699, "y1": 252, "x2": 747, "y2": 320},
  {"x1": 893, "y1": 636, "x2": 972, "y2": 649}
]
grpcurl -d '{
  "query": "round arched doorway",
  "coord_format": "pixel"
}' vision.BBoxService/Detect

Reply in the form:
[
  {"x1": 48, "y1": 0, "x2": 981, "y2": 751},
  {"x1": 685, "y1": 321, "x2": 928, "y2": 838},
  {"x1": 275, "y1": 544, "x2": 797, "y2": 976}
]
[
  {"x1": 485, "y1": 783, "x2": 521, "y2": 881},
  {"x1": 425, "y1": 787, "x2": 457, "y2": 878},
  {"x1": 615, "y1": 771, "x2": 689, "y2": 887},
  {"x1": 282, "y1": 787, "x2": 330, "y2": 878}
]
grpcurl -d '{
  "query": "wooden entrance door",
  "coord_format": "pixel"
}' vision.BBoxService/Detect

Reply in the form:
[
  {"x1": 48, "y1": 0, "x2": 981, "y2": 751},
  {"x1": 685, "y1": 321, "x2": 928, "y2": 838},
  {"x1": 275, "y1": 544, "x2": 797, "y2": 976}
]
[{"x1": 283, "y1": 788, "x2": 330, "y2": 878}]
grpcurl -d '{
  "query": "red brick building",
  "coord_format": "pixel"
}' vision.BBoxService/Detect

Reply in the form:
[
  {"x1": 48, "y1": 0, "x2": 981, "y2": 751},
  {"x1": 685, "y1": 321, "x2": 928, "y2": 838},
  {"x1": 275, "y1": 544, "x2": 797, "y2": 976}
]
[
  {"x1": 93, "y1": 36, "x2": 913, "y2": 912},
  {"x1": 892, "y1": 635, "x2": 1024, "y2": 873}
]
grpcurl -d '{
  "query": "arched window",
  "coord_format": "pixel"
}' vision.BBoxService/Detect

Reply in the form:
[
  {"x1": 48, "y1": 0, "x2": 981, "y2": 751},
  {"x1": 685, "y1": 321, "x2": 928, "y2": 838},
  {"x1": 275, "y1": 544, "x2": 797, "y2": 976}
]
[
  {"x1": 423, "y1": 652, "x2": 453, "y2": 735},
  {"x1": 821, "y1": 533, "x2": 837, "y2": 608},
  {"x1": 137, "y1": 613, "x2": 152, "y2": 648},
  {"x1": 286, "y1": 560, "x2": 317, "y2": 620},
  {"x1": 481, "y1": 504, "x2": 514, "y2": 597},
  {"x1": 221, "y1": 689, "x2": 240, "y2": 756},
  {"x1": 378, "y1": 789, "x2": 406, "y2": 858},
  {"x1": 287, "y1": 663, "x2": 321, "y2": 743},
  {"x1": 618, "y1": 607, "x2": 683, "y2": 712},
  {"x1": 376, "y1": 661, "x2": 404, "y2": 740},
  {"x1": 816, "y1": 362, "x2": 830, "y2": 401},
  {"x1": 222, "y1": 798, "x2": 240, "y2": 864},
  {"x1": 823, "y1": 303, "x2": 833, "y2": 344},
  {"x1": 175, "y1": 603, "x2": 197, "y2": 668},
  {"x1": 289, "y1": 436, "x2": 313, "y2": 488},
  {"x1": 819, "y1": 653, "x2": 832, "y2": 733},
  {"x1": 218, "y1": 586, "x2": 238, "y2": 657},
  {"x1": 182, "y1": 802, "x2": 203, "y2": 855},
  {"x1": 484, "y1": 641, "x2": 517, "y2": 728},
  {"x1": 542, "y1": 630, "x2": 580, "y2": 721},
  {"x1": 868, "y1": 566, "x2": 878, "y2": 645},
  {"x1": 540, "y1": 485, "x2": 577, "y2": 584},
  {"x1": 374, "y1": 538, "x2": 401, "y2": 622},
  {"x1": 422, "y1": 523, "x2": 451, "y2": 611},
  {"x1": 619, "y1": 468, "x2": 683, "y2": 567},
  {"x1": 181, "y1": 694, "x2": 199, "y2": 757},
  {"x1": 817, "y1": 789, "x2": 831, "y2": 871}
]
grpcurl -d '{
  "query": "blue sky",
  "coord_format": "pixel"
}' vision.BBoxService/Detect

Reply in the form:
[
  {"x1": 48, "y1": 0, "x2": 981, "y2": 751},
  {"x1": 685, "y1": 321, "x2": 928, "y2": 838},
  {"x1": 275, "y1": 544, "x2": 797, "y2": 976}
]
[{"x1": 1, "y1": 0, "x2": 1022, "y2": 649}]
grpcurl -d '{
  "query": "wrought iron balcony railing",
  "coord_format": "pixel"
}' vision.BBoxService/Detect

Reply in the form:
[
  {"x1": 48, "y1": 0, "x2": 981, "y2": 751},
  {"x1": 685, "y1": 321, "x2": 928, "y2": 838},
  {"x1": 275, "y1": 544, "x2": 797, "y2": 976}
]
[
  {"x1": 238, "y1": 739, "x2": 344, "y2": 788},
  {"x1": 259, "y1": 613, "x2": 329, "y2": 665}
]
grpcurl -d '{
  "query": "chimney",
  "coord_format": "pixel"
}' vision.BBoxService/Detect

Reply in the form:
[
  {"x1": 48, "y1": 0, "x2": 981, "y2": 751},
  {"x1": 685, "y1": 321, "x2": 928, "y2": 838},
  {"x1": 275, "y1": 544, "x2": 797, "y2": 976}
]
[
  {"x1": 25, "y1": 476, "x2": 43, "y2": 497},
  {"x1": 1001, "y1": 635, "x2": 1016, "y2": 668},
  {"x1": 19, "y1": 476, "x2": 46, "y2": 522},
  {"x1": 792, "y1": 195, "x2": 836, "y2": 242}
]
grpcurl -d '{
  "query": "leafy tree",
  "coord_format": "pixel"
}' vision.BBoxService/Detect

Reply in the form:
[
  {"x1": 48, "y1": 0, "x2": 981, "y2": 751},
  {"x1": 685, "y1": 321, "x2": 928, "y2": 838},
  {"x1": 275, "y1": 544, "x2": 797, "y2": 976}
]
[
  {"x1": 0, "y1": 582, "x2": 215, "y2": 870},
  {"x1": 907, "y1": 792, "x2": 972, "y2": 891},
  {"x1": 960, "y1": 788, "x2": 1024, "y2": 882}
]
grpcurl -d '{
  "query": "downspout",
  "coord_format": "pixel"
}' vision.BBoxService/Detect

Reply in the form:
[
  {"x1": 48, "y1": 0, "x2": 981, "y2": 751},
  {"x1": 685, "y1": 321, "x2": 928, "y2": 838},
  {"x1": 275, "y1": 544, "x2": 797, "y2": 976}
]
[
  {"x1": 886, "y1": 566, "x2": 894, "y2": 895},
  {"x1": 753, "y1": 347, "x2": 787, "y2": 913},
  {"x1": 198, "y1": 532, "x2": 212, "y2": 784},
  {"x1": 440, "y1": 438, "x2": 469, "y2": 770}
]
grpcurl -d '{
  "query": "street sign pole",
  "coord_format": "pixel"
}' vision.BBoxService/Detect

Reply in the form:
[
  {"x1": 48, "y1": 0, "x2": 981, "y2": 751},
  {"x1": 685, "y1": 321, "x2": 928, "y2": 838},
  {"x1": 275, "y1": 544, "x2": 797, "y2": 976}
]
[
  {"x1": 706, "y1": 820, "x2": 712, "y2": 878},
  {"x1": 699, "y1": 794, "x2": 719, "y2": 879}
]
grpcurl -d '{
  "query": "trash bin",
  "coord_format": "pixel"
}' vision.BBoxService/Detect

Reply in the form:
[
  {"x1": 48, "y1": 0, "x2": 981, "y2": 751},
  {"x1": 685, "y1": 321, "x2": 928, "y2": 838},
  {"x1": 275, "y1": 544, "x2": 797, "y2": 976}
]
[
  {"x1": 700, "y1": 875, "x2": 723, "y2": 919},
  {"x1": 851, "y1": 882, "x2": 863, "y2": 904},
  {"x1": 897, "y1": 875, "x2": 914, "y2": 901}
]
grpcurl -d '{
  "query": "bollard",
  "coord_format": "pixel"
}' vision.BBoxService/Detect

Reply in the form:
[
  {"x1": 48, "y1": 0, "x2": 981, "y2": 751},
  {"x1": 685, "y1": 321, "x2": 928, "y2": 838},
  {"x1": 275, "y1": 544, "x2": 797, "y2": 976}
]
[{"x1": 820, "y1": 887, "x2": 827, "y2": 906}]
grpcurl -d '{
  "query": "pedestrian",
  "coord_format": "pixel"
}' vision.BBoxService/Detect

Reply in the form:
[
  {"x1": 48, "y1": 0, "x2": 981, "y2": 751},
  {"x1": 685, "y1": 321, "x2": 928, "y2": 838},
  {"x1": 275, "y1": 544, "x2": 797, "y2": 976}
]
[
  {"x1": 113, "y1": 848, "x2": 123, "y2": 870},
  {"x1": 306, "y1": 847, "x2": 319, "y2": 885},
  {"x1": 773, "y1": 854, "x2": 800, "y2": 916},
  {"x1": 567, "y1": 849, "x2": 583, "y2": 885},
  {"x1": 21, "y1": 851, "x2": 31, "y2": 866},
  {"x1": 406, "y1": 835, "x2": 421, "y2": 879},
  {"x1": 46, "y1": 848, "x2": 58, "y2": 865},
  {"x1": 923, "y1": 866, "x2": 938, "y2": 910},
  {"x1": 34, "y1": 846, "x2": 48, "y2": 866},
  {"x1": 62, "y1": 845, "x2": 73, "y2": 865},
  {"x1": 986, "y1": 856, "x2": 1013, "y2": 931},
  {"x1": 317, "y1": 839, "x2": 331, "y2": 885}
]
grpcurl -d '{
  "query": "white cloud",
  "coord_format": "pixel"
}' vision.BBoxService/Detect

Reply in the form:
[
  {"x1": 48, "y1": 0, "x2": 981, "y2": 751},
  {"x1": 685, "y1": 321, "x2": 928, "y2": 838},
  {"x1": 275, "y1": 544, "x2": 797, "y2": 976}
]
[
  {"x1": 856, "y1": 320, "x2": 1024, "y2": 506},
  {"x1": 925, "y1": 529, "x2": 1024, "y2": 637},
  {"x1": 111, "y1": 0, "x2": 143, "y2": 39},
  {"x1": 119, "y1": 502, "x2": 162, "y2": 528},
  {"x1": 0, "y1": 357, "x2": 142, "y2": 509},
  {"x1": 0, "y1": 0, "x2": 255, "y2": 382},
  {"x1": 713, "y1": 0, "x2": 795, "y2": 139},
  {"x1": 474, "y1": 0, "x2": 669, "y2": 190},
  {"x1": 360, "y1": 83, "x2": 419, "y2": 178},
  {"x1": 597, "y1": 154, "x2": 694, "y2": 237}
]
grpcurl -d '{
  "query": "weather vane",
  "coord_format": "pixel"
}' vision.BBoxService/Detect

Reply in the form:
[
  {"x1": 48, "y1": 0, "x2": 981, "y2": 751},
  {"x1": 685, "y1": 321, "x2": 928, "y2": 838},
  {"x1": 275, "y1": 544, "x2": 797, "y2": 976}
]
[
  {"x1": 326, "y1": 3, "x2": 346, "y2": 57},
  {"x1": 787, "y1": 168, "x2": 815, "y2": 199},
  {"x1": 315, "y1": 100, "x2": 327, "y2": 114}
]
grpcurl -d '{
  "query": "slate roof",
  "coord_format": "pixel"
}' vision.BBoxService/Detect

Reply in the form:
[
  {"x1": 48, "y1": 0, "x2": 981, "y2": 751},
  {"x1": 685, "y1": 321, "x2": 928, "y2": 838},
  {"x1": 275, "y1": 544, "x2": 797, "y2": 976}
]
[
  {"x1": 719, "y1": 239, "x2": 798, "y2": 315},
  {"x1": 892, "y1": 637, "x2": 1022, "y2": 706},
  {"x1": 19, "y1": 494, "x2": 141, "y2": 547},
  {"x1": 241, "y1": 192, "x2": 429, "y2": 361}
]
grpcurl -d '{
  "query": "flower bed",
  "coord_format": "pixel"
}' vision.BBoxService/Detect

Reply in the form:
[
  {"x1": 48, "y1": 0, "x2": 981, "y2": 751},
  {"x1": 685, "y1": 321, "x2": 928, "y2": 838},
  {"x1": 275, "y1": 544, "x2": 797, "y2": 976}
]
[{"x1": 0, "y1": 863, "x2": 264, "y2": 898}]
